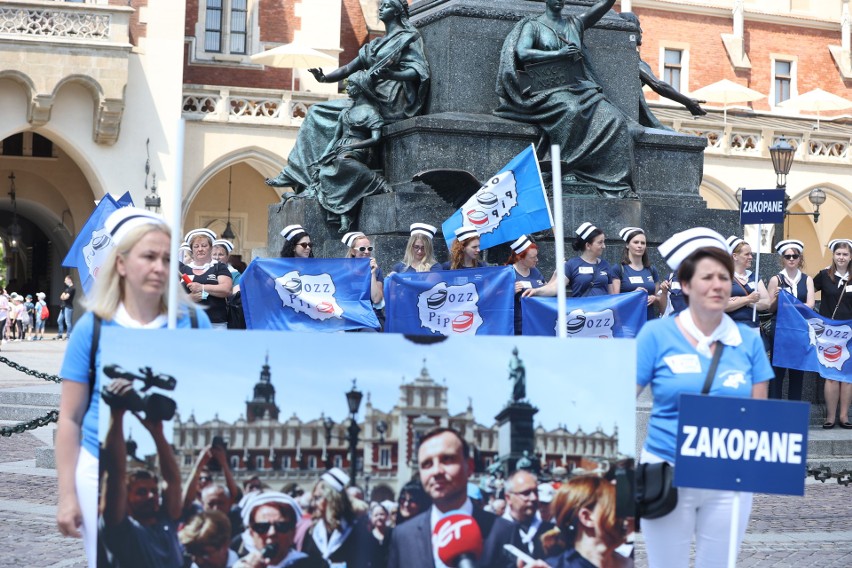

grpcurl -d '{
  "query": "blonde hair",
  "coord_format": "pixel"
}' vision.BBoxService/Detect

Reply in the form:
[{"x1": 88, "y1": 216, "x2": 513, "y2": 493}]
[
  {"x1": 401, "y1": 235, "x2": 437, "y2": 272},
  {"x1": 179, "y1": 510, "x2": 231, "y2": 550},
  {"x1": 346, "y1": 235, "x2": 370, "y2": 259},
  {"x1": 85, "y1": 223, "x2": 194, "y2": 320}
]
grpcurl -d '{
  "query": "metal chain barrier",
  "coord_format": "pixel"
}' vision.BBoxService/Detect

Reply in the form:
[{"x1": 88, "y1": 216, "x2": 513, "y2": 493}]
[
  {"x1": 808, "y1": 465, "x2": 852, "y2": 486},
  {"x1": 0, "y1": 355, "x2": 61, "y2": 383},
  {"x1": 0, "y1": 355, "x2": 62, "y2": 436},
  {"x1": 0, "y1": 410, "x2": 59, "y2": 437}
]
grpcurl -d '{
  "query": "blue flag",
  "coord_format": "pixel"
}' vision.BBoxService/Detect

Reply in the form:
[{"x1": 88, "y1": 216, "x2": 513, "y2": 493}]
[
  {"x1": 62, "y1": 194, "x2": 127, "y2": 295},
  {"x1": 240, "y1": 258, "x2": 380, "y2": 331},
  {"x1": 384, "y1": 266, "x2": 515, "y2": 336},
  {"x1": 774, "y1": 291, "x2": 851, "y2": 382},
  {"x1": 521, "y1": 290, "x2": 648, "y2": 337},
  {"x1": 441, "y1": 145, "x2": 552, "y2": 250}
]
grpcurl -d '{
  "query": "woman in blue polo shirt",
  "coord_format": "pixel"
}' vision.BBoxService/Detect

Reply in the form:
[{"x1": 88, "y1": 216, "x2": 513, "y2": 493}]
[
  {"x1": 507, "y1": 234, "x2": 545, "y2": 335},
  {"x1": 724, "y1": 236, "x2": 770, "y2": 332},
  {"x1": 636, "y1": 227, "x2": 772, "y2": 568},
  {"x1": 524, "y1": 222, "x2": 614, "y2": 299},
  {"x1": 612, "y1": 226, "x2": 661, "y2": 320}
]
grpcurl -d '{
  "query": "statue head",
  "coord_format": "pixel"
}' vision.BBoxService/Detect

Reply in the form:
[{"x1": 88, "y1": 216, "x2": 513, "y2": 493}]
[
  {"x1": 346, "y1": 71, "x2": 372, "y2": 98},
  {"x1": 381, "y1": 0, "x2": 410, "y2": 22}
]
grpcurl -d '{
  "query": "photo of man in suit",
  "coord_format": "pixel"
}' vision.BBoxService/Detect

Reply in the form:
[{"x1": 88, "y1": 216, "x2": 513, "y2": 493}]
[
  {"x1": 503, "y1": 470, "x2": 554, "y2": 559},
  {"x1": 387, "y1": 427, "x2": 521, "y2": 568}
]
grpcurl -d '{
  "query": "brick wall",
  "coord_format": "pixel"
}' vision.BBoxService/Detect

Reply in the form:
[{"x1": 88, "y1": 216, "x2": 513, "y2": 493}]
[
  {"x1": 340, "y1": 0, "x2": 370, "y2": 65},
  {"x1": 127, "y1": 0, "x2": 149, "y2": 46},
  {"x1": 632, "y1": 6, "x2": 851, "y2": 115}
]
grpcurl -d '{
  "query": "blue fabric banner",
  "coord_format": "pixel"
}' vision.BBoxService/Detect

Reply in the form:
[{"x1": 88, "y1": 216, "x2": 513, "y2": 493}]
[
  {"x1": 521, "y1": 290, "x2": 648, "y2": 337},
  {"x1": 774, "y1": 291, "x2": 852, "y2": 382},
  {"x1": 384, "y1": 266, "x2": 515, "y2": 336},
  {"x1": 441, "y1": 145, "x2": 552, "y2": 250},
  {"x1": 61, "y1": 194, "x2": 127, "y2": 295},
  {"x1": 240, "y1": 258, "x2": 380, "y2": 331}
]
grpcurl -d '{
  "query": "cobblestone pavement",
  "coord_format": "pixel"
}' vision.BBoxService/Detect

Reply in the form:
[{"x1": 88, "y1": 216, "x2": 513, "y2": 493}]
[{"x1": 2, "y1": 340, "x2": 852, "y2": 566}]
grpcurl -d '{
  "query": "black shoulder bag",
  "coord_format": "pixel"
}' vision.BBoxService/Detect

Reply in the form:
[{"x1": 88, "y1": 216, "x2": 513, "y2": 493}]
[{"x1": 635, "y1": 342, "x2": 725, "y2": 523}]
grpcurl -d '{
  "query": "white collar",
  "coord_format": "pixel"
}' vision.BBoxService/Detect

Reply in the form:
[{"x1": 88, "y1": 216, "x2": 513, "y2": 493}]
[
  {"x1": 779, "y1": 269, "x2": 801, "y2": 289},
  {"x1": 678, "y1": 308, "x2": 742, "y2": 358},
  {"x1": 311, "y1": 519, "x2": 352, "y2": 560},
  {"x1": 835, "y1": 270, "x2": 849, "y2": 285},
  {"x1": 188, "y1": 260, "x2": 214, "y2": 270},
  {"x1": 113, "y1": 303, "x2": 168, "y2": 329}
]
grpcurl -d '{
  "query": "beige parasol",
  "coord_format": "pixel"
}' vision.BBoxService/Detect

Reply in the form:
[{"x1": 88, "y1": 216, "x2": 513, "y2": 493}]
[
  {"x1": 777, "y1": 88, "x2": 852, "y2": 129},
  {"x1": 249, "y1": 43, "x2": 337, "y2": 90},
  {"x1": 688, "y1": 79, "x2": 765, "y2": 124}
]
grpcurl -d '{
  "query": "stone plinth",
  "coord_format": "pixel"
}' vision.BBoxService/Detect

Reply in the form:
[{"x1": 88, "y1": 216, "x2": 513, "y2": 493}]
[{"x1": 494, "y1": 401, "x2": 539, "y2": 476}]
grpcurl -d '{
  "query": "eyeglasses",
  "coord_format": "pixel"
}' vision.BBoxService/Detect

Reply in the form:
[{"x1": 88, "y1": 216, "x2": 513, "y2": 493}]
[
  {"x1": 356, "y1": 246, "x2": 374, "y2": 253},
  {"x1": 297, "y1": 242, "x2": 313, "y2": 249},
  {"x1": 198, "y1": 475, "x2": 212, "y2": 482},
  {"x1": 412, "y1": 245, "x2": 425, "y2": 251},
  {"x1": 509, "y1": 488, "x2": 538, "y2": 499},
  {"x1": 251, "y1": 520, "x2": 295, "y2": 534},
  {"x1": 783, "y1": 254, "x2": 800, "y2": 260}
]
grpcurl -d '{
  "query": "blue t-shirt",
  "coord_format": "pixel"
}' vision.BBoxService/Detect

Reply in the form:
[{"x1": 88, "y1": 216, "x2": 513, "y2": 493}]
[
  {"x1": 432, "y1": 260, "x2": 488, "y2": 271},
  {"x1": 665, "y1": 272, "x2": 688, "y2": 316},
  {"x1": 613, "y1": 263, "x2": 659, "y2": 320},
  {"x1": 637, "y1": 316, "x2": 774, "y2": 463},
  {"x1": 513, "y1": 266, "x2": 545, "y2": 335},
  {"x1": 730, "y1": 271, "x2": 759, "y2": 327},
  {"x1": 391, "y1": 261, "x2": 416, "y2": 274},
  {"x1": 565, "y1": 257, "x2": 612, "y2": 297},
  {"x1": 60, "y1": 308, "x2": 211, "y2": 456}
]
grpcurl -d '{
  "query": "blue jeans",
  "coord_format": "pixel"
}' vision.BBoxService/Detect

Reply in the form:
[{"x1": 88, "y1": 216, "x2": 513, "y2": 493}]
[{"x1": 57, "y1": 306, "x2": 73, "y2": 337}]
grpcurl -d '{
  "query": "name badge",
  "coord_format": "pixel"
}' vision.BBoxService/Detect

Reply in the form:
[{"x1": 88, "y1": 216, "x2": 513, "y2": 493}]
[
  {"x1": 671, "y1": 282, "x2": 681, "y2": 290},
  {"x1": 519, "y1": 281, "x2": 532, "y2": 289},
  {"x1": 846, "y1": 285, "x2": 852, "y2": 293},
  {"x1": 628, "y1": 276, "x2": 644, "y2": 285},
  {"x1": 578, "y1": 266, "x2": 594, "y2": 275},
  {"x1": 664, "y1": 354, "x2": 702, "y2": 374}
]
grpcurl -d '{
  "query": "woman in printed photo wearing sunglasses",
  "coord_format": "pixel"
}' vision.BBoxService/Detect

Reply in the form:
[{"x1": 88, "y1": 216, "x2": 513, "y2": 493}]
[
  {"x1": 234, "y1": 492, "x2": 310, "y2": 568},
  {"x1": 765, "y1": 239, "x2": 814, "y2": 402},
  {"x1": 280, "y1": 225, "x2": 315, "y2": 259},
  {"x1": 342, "y1": 232, "x2": 384, "y2": 329}
]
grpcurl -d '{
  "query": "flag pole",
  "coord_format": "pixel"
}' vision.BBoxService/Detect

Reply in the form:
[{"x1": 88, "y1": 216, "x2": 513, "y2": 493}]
[
  {"x1": 727, "y1": 491, "x2": 741, "y2": 567},
  {"x1": 752, "y1": 224, "x2": 761, "y2": 323},
  {"x1": 551, "y1": 146, "x2": 566, "y2": 339},
  {"x1": 168, "y1": 119, "x2": 185, "y2": 329}
]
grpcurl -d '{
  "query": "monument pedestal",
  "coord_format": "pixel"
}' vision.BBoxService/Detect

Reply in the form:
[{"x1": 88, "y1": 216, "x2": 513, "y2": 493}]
[{"x1": 494, "y1": 402, "x2": 538, "y2": 476}]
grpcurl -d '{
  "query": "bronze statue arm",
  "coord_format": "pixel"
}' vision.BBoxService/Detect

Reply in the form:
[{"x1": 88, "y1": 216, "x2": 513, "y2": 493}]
[
  {"x1": 516, "y1": 27, "x2": 581, "y2": 65},
  {"x1": 639, "y1": 64, "x2": 706, "y2": 116},
  {"x1": 338, "y1": 127, "x2": 382, "y2": 153},
  {"x1": 577, "y1": 0, "x2": 617, "y2": 32},
  {"x1": 375, "y1": 67, "x2": 419, "y2": 81},
  {"x1": 309, "y1": 58, "x2": 364, "y2": 83}
]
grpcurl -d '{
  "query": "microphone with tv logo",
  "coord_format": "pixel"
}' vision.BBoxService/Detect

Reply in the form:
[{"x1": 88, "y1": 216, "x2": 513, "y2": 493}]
[
  {"x1": 262, "y1": 543, "x2": 279, "y2": 560},
  {"x1": 433, "y1": 512, "x2": 483, "y2": 568}
]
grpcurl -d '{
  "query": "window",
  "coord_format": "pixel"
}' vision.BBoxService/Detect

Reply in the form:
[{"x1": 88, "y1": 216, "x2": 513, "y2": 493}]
[
  {"x1": 32, "y1": 134, "x2": 53, "y2": 158},
  {"x1": 663, "y1": 49, "x2": 683, "y2": 92},
  {"x1": 308, "y1": 455, "x2": 317, "y2": 469},
  {"x1": 2, "y1": 134, "x2": 23, "y2": 156},
  {"x1": 774, "y1": 60, "x2": 792, "y2": 105},
  {"x1": 196, "y1": 0, "x2": 254, "y2": 60},
  {"x1": 379, "y1": 447, "x2": 391, "y2": 468},
  {"x1": 334, "y1": 455, "x2": 343, "y2": 468},
  {"x1": 255, "y1": 456, "x2": 264, "y2": 470},
  {"x1": 230, "y1": 456, "x2": 240, "y2": 469},
  {"x1": 184, "y1": 454, "x2": 193, "y2": 466},
  {"x1": 283, "y1": 455, "x2": 291, "y2": 470}
]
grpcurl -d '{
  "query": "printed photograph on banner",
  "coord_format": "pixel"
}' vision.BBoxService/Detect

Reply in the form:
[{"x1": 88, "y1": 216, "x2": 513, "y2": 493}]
[{"x1": 95, "y1": 329, "x2": 637, "y2": 567}]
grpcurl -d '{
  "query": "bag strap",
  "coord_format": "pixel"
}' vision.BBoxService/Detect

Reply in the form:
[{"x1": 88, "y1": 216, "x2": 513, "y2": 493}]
[
  {"x1": 86, "y1": 315, "x2": 102, "y2": 413},
  {"x1": 577, "y1": 261, "x2": 602, "y2": 297},
  {"x1": 701, "y1": 342, "x2": 724, "y2": 395},
  {"x1": 831, "y1": 280, "x2": 848, "y2": 320},
  {"x1": 189, "y1": 307, "x2": 198, "y2": 329}
]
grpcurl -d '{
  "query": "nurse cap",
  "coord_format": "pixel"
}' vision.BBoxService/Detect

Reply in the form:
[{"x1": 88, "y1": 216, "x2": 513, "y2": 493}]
[
  {"x1": 618, "y1": 227, "x2": 644, "y2": 243},
  {"x1": 104, "y1": 207, "x2": 168, "y2": 247},
  {"x1": 410, "y1": 223, "x2": 437, "y2": 239},
  {"x1": 184, "y1": 228, "x2": 216, "y2": 245},
  {"x1": 213, "y1": 239, "x2": 234, "y2": 253},
  {"x1": 454, "y1": 226, "x2": 478, "y2": 241},
  {"x1": 658, "y1": 227, "x2": 728, "y2": 270},
  {"x1": 280, "y1": 224, "x2": 306, "y2": 242},
  {"x1": 828, "y1": 239, "x2": 852, "y2": 252},
  {"x1": 341, "y1": 231, "x2": 365, "y2": 248},
  {"x1": 510, "y1": 235, "x2": 534, "y2": 254},
  {"x1": 575, "y1": 222, "x2": 597, "y2": 240},
  {"x1": 775, "y1": 239, "x2": 804, "y2": 255},
  {"x1": 725, "y1": 235, "x2": 744, "y2": 253}
]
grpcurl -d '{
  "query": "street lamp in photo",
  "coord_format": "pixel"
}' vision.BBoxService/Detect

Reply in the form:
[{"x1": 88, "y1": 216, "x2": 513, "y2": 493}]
[
  {"x1": 345, "y1": 379, "x2": 363, "y2": 486},
  {"x1": 323, "y1": 414, "x2": 335, "y2": 470}
]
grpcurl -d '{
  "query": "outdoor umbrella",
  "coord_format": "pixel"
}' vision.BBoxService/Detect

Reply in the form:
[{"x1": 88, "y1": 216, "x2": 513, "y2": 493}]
[
  {"x1": 778, "y1": 88, "x2": 852, "y2": 129},
  {"x1": 249, "y1": 43, "x2": 337, "y2": 90},
  {"x1": 689, "y1": 79, "x2": 765, "y2": 124}
]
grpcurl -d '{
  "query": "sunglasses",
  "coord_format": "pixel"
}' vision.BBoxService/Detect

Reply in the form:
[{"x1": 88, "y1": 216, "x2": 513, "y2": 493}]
[
  {"x1": 297, "y1": 242, "x2": 313, "y2": 249},
  {"x1": 251, "y1": 520, "x2": 295, "y2": 534},
  {"x1": 783, "y1": 254, "x2": 800, "y2": 260},
  {"x1": 356, "y1": 246, "x2": 374, "y2": 253}
]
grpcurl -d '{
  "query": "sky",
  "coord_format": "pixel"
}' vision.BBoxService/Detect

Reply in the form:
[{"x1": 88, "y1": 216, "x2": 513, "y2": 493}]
[{"x1": 98, "y1": 329, "x2": 637, "y2": 459}]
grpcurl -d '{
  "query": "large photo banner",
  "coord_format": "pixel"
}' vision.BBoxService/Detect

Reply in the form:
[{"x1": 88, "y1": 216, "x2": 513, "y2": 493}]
[
  {"x1": 774, "y1": 291, "x2": 852, "y2": 382},
  {"x1": 521, "y1": 290, "x2": 648, "y2": 337},
  {"x1": 241, "y1": 257, "x2": 380, "y2": 331},
  {"x1": 96, "y1": 330, "x2": 637, "y2": 568},
  {"x1": 384, "y1": 266, "x2": 515, "y2": 336}
]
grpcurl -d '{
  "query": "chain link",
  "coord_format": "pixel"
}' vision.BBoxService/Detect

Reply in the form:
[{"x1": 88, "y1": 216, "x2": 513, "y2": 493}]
[
  {"x1": 808, "y1": 465, "x2": 852, "y2": 486},
  {"x1": 0, "y1": 410, "x2": 59, "y2": 437},
  {"x1": 0, "y1": 355, "x2": 61, "y2": 383}
]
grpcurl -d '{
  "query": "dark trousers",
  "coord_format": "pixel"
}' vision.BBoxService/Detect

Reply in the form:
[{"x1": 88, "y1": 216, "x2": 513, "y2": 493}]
[{"x1": 768, "y1": 366, "x2": 804, "y2": 401}]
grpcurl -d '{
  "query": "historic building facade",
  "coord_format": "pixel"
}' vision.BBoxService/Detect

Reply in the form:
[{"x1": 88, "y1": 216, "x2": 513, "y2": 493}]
[
  {"x1": 172, "y1": 358, "x2": 620, "y2": 494},
  {"x1": 619, "y1": 0, "x2": 852, "y2": 269}
]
